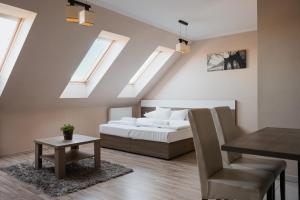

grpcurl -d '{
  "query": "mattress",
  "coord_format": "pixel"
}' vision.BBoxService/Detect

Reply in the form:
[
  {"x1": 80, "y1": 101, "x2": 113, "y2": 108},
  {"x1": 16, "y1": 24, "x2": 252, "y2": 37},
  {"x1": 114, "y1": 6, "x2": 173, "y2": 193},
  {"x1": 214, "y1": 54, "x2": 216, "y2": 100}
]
[
  {"x1": 99, "y1": 123, "x2": 192, "y2": 143},
  {"x1": 129, "y1": 126, "x2": 192, "y2": 143},
  {"x1": 99, "y1": 124, "x2": 132, "y2": 138}
]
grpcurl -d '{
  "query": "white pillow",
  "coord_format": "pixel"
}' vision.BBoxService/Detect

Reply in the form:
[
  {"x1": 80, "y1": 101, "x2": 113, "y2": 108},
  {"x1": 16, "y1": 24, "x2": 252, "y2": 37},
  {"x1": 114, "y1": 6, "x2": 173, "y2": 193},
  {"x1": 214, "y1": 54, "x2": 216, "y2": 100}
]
[
  {"x1": 169, "y1": 120, "x2": 190, "y2": 127},
  {"x1": 169, "y1": 109, "x2": 188, "y2": 120},
  {"x1": 144, "y1": 111, "x2": 157, "y2": 118},
  {"x1": 155, "y1": 107, "x2": 171, "y2": 120},
  {"x1": 136, "y1": 118, "x2": 155, "y2": 127}
]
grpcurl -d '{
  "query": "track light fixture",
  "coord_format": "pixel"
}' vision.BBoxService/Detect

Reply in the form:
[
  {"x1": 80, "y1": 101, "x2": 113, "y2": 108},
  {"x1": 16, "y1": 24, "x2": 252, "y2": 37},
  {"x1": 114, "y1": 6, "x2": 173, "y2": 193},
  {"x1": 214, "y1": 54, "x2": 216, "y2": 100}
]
[
  {"x1": 66, "y1": 0, "x2": 95, "y2": 27},
  {"x1": 176, "y1": 20, "x2": 191, "y2": 54}
]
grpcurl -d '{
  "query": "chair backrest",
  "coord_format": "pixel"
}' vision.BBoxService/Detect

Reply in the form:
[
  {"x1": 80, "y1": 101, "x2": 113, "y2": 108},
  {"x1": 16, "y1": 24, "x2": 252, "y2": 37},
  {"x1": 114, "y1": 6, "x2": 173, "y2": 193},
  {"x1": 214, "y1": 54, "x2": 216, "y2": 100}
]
[
  {"x1": 211, "y1": 107, "x2": 242, "y2": 164},
  {"x1": 188, "y1": 109, "x2": 223, "y2": 197}
]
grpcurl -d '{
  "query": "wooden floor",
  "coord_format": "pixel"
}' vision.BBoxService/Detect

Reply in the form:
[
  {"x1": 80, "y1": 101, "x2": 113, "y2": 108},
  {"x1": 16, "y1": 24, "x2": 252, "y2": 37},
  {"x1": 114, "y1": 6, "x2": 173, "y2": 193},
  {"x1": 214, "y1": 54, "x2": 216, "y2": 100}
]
[{"x1": 0, "y1": 145, "x2": 298, "y2": 200}]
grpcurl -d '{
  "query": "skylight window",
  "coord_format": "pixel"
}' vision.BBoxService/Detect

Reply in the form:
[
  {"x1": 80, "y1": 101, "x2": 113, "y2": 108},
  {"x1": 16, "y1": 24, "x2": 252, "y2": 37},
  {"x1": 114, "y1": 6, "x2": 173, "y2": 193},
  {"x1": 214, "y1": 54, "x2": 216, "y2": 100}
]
[
  {"x1": 0, "y1": 15, "x2": 21, "y2": 72},
  {"x1": 118, "y1": 46, "x2": 175, "y2": 98},
  {"x1": 0, "y1": 4, "x2": 37, "y2": 96},
  {"x1": 60, "y1": 31, "x2": 130, "y2": 98},
  {"x1": 128, "y1": 50, "x2": 160, "y2": 85},
  {"x1": 70, "y1": 38, "x2": 113, "y2": 83}
]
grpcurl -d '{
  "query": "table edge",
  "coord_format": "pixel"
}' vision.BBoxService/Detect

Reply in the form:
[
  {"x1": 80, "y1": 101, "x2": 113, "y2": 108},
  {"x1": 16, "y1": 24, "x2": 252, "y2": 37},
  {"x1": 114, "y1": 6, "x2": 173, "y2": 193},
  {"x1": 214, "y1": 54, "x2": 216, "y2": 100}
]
[
  {"x1": 34, "y1": 138, "x2": 101, "y2": 148},
  {"x1": 221, "y1": 144, "x2": 300, "y2": 161}
]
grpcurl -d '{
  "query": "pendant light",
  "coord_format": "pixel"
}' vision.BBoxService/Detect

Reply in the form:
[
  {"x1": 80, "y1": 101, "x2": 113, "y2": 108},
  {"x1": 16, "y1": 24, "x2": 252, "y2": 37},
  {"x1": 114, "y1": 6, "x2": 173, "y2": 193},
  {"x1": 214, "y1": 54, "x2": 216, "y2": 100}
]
[
  {"x1": 66, "y1": 3, "x2": 80, "y2": 23},
  {"x1": 176, "y1": 20, "x2": 191, "y2": 54},
  {"x1": 66, "y1": 0, "x2": 95, "y2": 27}
]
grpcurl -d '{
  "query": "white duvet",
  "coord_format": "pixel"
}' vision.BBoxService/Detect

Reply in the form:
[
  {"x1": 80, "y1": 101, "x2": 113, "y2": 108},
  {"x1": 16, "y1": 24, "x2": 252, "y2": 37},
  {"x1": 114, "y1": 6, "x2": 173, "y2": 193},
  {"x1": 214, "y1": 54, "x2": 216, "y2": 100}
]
[
  {"x1": 99, "y1": 117, "x2": 192, "y2": 143},
  {"x1": 108, "y1": 117, "x2": 190, "y2": 130}
]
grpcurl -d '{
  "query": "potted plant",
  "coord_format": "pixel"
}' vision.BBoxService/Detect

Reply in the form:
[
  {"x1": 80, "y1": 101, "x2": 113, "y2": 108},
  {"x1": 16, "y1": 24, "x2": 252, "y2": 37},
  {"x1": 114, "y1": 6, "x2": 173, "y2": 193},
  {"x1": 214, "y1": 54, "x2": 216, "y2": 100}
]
[{"x1": 60, "y1": 124, "x2": 74, "y2": 140}]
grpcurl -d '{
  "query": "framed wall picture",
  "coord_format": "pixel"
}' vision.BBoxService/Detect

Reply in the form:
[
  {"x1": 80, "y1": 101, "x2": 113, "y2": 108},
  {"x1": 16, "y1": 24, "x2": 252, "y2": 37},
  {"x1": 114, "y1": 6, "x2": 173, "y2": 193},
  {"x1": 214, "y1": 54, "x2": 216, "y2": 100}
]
[{"x1": 207, "y1": 50, "x2": 246, "y2": 72}]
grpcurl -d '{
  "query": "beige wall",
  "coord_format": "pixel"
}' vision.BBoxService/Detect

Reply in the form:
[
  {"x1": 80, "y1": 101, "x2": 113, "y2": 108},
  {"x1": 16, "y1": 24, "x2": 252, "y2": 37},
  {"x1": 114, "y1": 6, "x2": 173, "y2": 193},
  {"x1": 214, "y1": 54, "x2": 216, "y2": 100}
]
[
  {"x1": 0, "y1": 0, "x2": 179, "y2": 156},
  {"x1": 0, "y1": 107, "x2": 107, "y2": 156},
  {"x1": 258, "y1": 0, "x2": 300, "y2": 178},
  {"x1": 258, "y1": 0, "x2": 300, "y2": 129},
  {"x1": 0, "y1": 0, "x2": 179, "y2": 111},
  {"x1": 146, "y1": 31, "x2": 258, "y2": 133}
]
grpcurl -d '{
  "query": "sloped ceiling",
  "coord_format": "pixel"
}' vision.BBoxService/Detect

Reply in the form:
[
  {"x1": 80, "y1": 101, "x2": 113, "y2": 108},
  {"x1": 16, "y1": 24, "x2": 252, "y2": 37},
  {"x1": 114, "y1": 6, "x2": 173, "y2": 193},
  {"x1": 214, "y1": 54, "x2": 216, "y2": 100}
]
[
  {"x1": 90, "y1": 0, "x2": 257, "y2": 40},
  {"x1": 0, "y1": 0, "x2": 179, "y2": 111}
]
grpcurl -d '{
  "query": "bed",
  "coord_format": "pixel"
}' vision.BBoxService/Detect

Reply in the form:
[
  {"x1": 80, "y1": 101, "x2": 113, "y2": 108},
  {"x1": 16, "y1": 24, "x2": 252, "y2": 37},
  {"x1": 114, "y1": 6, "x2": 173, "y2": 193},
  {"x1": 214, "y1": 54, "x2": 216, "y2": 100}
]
[{"x1": 99, "y1": 100, "x2": 236, "y2": 160}]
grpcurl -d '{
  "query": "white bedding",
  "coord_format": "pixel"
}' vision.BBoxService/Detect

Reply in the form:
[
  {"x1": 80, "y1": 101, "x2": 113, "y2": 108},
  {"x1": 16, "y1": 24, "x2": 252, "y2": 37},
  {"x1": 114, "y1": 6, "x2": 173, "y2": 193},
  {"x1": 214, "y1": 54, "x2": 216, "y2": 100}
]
[
  {"x1": 110, "y1": 117, "x2": 190, "y2": 130},
  {"x1": 99, "y1": 118, "x2": 192, "y2": 143},
  {"x1": 129, "y1": 126, "x2": 192, "y2": 143},
  {"x1": 99, "y1": 124, "x2": 132, "y2": 138}
]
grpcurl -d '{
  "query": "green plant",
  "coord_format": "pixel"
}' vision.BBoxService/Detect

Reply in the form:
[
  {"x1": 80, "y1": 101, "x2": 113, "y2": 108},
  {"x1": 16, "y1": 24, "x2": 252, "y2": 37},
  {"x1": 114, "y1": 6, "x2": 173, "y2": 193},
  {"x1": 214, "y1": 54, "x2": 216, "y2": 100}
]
[{"x1": 60, "y1": 124, "x2": 74, "y2": 134}]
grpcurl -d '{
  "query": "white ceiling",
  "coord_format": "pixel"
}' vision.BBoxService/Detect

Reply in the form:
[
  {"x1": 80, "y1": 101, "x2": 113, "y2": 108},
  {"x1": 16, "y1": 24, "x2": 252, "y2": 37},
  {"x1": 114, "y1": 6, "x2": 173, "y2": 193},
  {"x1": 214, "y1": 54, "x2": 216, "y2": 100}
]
[{"x1": 90, "y1": 0, "x2": 257, "y2": 41}]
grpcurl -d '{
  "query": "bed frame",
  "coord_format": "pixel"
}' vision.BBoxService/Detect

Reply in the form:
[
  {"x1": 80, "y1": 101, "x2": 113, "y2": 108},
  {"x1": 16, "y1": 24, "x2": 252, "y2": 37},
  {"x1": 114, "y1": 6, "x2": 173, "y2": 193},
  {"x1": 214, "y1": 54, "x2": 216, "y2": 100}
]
[
  {"x1": 100, "y1": 100, "x2": 236, "y2": 160},
  {"x1": 100, "y1": 134, "x2": 194, "y2": 160}
]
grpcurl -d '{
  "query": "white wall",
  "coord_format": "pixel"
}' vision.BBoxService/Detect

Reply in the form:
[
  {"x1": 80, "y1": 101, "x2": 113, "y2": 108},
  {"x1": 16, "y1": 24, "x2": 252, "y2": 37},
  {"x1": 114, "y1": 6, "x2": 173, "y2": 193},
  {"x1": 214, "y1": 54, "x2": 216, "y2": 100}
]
[{"x1": 145, "y1": 31, "x2": 258, "y2": 133}]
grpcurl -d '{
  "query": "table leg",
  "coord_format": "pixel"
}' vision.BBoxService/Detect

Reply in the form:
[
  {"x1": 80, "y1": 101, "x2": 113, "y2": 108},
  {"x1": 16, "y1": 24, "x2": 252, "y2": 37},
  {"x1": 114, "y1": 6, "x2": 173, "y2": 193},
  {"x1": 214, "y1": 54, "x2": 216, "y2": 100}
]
[
  {"x1": 94, "y1": 141, "x2": 101, "y2": 169},
  {"x1": 280, "y1": 170, "x2": 286, "y2": 200},
  {"x1": 298, "y1": 160, "x2": 300, "y2": 200},
  {"x1": 71, "y1": 145, "x2": 79, "y2": 151},
  {"x1": 35, "y1": 143, "x2": 42, "y2": 169},
  {"x1": 55, "y1": 147, "x2": 65, "y2": 179}
]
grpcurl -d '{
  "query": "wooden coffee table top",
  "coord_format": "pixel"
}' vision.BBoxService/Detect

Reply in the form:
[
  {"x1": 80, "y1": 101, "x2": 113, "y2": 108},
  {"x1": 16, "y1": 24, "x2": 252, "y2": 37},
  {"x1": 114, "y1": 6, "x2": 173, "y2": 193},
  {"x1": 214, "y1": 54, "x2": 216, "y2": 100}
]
[{"x1": 34, "y1": 134, "x2": 100, "y2": 148}]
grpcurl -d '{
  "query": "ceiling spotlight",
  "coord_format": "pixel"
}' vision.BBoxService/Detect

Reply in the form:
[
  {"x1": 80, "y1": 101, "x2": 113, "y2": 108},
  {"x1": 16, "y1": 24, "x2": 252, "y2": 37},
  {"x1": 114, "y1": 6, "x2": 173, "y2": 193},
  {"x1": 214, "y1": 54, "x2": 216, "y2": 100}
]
[
  {"x1": 176, "y1": 20, "x2": 191, "y2": 54},
  {"x1": 66, "y1": 0, "x2": 95, "y2": 27}
]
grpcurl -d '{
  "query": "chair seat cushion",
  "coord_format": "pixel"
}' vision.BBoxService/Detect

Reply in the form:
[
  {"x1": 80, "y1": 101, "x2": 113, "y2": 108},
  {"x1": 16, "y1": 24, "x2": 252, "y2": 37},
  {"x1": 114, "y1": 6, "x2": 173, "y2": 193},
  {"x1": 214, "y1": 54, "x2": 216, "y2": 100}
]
[
  {"x1": 208, "y1": 168, "x2": 274, "y2": 200},
  {"x1": 230, "y1": 157, "x2": 287, "y2": 177}
]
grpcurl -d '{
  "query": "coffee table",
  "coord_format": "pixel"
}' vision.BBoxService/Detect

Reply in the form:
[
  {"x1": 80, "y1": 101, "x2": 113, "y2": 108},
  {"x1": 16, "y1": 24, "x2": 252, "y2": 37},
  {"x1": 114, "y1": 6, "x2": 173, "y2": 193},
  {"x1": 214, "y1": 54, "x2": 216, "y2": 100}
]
[{"x1": 34, "y1": 134, "x2": 101, "y2": 179}]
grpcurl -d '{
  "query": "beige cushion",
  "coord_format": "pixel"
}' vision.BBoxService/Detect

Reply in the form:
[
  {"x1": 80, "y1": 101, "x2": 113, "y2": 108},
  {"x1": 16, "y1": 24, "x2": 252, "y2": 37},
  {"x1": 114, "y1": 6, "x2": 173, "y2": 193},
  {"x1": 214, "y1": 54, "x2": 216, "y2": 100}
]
[
  {"x1": 188, "y1": 109, "x2": 224, "y2": 196},
  {"x1": 188, "y1": 109, "x2": 274, "y2": 200},
  {"x1": 230, "y1": 157, "x2": 287, "y2": 177},
  {"x1": 208, "y1": 168, "x2": 274, "y2": 200},
  {"x1": 211, "y1": 107, "x2": 242, "y2": 163},
  {"x1": 212, "y1": 106, "x2": 286, "y2": 178}
]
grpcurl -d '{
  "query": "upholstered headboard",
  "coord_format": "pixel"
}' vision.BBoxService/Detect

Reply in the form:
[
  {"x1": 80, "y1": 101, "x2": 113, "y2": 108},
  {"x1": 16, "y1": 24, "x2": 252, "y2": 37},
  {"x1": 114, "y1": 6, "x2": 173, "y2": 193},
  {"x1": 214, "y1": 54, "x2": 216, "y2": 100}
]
[
  {"x1": 140, "y1": 100, "x2": 237, "y2": 122},
  {"x1": 109, "y1": 107, "x2": 133, "y2": 121}
]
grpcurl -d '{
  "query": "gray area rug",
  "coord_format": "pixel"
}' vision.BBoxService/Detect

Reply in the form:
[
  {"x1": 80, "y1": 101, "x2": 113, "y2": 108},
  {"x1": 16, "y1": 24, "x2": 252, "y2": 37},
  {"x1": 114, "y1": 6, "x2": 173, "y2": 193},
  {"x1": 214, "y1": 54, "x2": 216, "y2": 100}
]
[{"x1": 0, "y1": 158, "x2": 133, "y2": 197}]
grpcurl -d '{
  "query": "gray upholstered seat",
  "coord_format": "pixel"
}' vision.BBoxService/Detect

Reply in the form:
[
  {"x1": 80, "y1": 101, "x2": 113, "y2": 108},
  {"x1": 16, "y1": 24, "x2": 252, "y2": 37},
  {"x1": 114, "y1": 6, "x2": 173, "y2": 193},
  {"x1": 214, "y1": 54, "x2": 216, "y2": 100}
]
[
  {"x1": 230, "y1": 157, "x2": 286, "y2": 176},
  {"x1": 211, "y1": 106, "x2": 286, "y2": 199},
  {"x1": 209, "y1": 168, "x2": 273, "y2": 200},
  {"x1": 188, "y1": 108, "x2": 275, "y2": 200}
]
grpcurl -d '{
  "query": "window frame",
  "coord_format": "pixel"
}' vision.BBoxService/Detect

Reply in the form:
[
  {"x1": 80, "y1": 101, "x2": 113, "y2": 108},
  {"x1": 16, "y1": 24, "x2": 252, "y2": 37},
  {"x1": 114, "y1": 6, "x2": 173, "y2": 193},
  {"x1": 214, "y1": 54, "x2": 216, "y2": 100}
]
[
  {"x1": 118, "y1": 46, "x2": 175, "y2": 98},
  {"x1": 69, "y1": 39, "x2": 115, "y2": 84},
  {"x1": 128, "y1": 50, "x2": 161, "y2": 85},
  {"x1": 0, "y1": 15, "x2": 22, "y2": 72},
  {"x1": 60, "y1": 30, "x2": 130, "y2": 98}
]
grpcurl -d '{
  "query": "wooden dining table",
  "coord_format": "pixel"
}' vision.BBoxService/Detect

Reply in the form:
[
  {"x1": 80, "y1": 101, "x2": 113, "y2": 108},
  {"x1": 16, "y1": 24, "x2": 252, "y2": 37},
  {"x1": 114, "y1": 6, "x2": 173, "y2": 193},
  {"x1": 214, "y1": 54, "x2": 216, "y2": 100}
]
[{"x1": 221, "y1": 127, "x2": 300, "y2": 199}]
